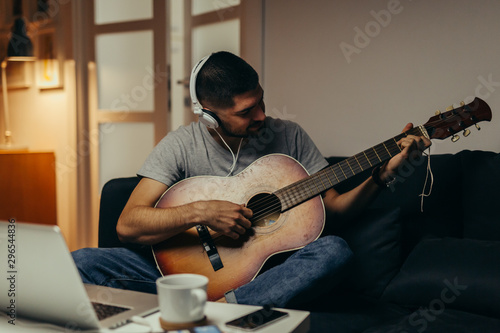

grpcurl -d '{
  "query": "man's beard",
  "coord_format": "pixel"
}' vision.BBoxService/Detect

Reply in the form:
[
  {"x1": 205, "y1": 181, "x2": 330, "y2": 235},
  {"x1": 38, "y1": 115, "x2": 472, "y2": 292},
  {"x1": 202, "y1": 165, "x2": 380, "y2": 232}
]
[{"x1": 218, "y1": 119, "x2": 265, "y2": 138}]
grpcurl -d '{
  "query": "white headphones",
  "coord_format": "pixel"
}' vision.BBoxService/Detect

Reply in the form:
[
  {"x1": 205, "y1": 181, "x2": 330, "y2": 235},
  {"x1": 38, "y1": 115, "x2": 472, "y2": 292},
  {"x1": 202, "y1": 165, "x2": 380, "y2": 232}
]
[{"x1": 189, "y1": 54, "x2": 221, "y2": 129}]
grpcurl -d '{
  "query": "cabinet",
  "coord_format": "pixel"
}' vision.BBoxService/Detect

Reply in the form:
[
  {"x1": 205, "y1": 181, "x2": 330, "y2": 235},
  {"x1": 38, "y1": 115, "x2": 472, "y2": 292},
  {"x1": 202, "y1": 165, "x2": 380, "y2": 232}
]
[{"x1": 0, "y1": 151, "x2": 57, "y2": 225}]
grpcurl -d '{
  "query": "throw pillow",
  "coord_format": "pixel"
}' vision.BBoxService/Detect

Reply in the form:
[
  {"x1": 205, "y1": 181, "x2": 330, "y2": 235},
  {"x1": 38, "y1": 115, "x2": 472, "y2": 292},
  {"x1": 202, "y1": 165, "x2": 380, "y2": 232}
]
[
  {"x1": 336, "y1": 207, "x2": 402, "y2": 298},
  {"x1": 460, "y1": 150, "x2": 500, "y2": 241},
  {"x1": 381, "y1": 237, "x2": 500, "y2": 318}
]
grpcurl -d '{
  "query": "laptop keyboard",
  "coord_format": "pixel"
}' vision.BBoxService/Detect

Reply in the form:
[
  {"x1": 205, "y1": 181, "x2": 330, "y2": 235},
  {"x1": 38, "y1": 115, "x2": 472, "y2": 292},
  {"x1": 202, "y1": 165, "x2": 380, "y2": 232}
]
[{"x1": 92, "y1": 302, "x2": 131, "y2": 320}]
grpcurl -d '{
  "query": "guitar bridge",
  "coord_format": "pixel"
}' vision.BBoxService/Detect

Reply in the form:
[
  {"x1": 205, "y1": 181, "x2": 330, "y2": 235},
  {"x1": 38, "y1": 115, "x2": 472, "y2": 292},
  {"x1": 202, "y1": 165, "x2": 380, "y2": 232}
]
[{"x1": 196, "y1": 225, "x2": 223, "y2": 271}]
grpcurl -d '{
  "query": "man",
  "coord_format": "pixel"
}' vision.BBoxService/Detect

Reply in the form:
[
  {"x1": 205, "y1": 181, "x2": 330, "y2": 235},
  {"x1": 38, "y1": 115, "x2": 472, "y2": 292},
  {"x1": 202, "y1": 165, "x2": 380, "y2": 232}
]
[{"x1": 73, "y1": 51, "x2": 431, "y2": 307}]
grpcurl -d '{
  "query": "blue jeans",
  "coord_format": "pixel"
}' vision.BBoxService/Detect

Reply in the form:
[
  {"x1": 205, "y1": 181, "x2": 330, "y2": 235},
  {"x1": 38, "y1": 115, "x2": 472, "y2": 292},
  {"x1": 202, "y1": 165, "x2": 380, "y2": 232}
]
[{"x1": 72, "y1": 235, "x2": 352, "y2": 308}]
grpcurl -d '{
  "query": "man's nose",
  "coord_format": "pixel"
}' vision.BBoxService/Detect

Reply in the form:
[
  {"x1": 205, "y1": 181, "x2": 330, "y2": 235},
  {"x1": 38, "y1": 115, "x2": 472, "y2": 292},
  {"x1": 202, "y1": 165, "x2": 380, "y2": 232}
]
[{"x1": 253, "y1": 102, "x2": 266, "y2": 121}]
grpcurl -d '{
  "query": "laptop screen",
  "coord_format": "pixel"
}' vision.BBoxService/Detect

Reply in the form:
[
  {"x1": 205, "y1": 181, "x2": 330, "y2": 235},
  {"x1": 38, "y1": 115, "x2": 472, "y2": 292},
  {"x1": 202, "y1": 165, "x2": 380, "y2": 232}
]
[{"x1": 0, "y1": 220, "x2": 102, "y2": 329}]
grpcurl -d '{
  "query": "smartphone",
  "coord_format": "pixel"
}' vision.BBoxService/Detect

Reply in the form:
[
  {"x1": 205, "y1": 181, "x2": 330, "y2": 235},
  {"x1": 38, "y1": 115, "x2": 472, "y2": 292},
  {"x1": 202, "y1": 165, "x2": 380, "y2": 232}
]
[{"x1": 225, "y1": 307, "x2": 289, "y2": 331}]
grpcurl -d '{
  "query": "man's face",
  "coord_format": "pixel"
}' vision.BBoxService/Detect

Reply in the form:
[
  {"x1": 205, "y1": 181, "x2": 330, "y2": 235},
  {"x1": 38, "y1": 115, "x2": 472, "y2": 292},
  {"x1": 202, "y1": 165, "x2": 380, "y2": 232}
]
[{"x1": 213, "y1": 85, "x2": 266, "y2": 138}]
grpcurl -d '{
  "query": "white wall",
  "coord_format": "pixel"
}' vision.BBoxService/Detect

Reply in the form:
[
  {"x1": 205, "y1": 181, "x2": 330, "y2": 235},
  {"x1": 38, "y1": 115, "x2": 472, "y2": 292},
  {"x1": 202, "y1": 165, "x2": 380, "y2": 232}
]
[
  {"x1": 1, "y1": 2, "x2": 78, "y2": 249},
  {"x1": 263, "y1": 0, "x2": 500, "y2": 157},
  {"x1": 5, "y1": 60, "x2": 78, "y2": 248}
]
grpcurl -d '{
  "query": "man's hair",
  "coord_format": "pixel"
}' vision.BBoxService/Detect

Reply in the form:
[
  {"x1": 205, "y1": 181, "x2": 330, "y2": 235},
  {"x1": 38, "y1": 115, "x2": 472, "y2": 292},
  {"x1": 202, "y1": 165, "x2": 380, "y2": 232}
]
[{"x1": 196, "y1": 51, "x2": 259, "y2": 110}]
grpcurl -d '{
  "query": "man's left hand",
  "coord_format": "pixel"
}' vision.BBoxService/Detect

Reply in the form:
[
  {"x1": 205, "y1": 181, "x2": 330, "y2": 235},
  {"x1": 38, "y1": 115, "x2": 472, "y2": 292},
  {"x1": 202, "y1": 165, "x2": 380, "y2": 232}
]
[{"x1": 379, "y1": 123, "x2": 432, "y2": 180}]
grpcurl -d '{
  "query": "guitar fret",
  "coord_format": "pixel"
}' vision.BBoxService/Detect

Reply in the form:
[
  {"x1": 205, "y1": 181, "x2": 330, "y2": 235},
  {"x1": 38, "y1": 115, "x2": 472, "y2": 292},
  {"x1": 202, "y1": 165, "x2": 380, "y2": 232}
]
[
  {"x1": 332, "y1": 165, "x2": 343, "y2": 181},
  {"x1": 305, "y1": 179, "x2": 315, "y2": 197},
  {"x1": 330, "y1": 167, "x2": 340, "y2": 183},
  {"x1": 353, "y1": 155, "x2": 363, "y2": 171},
  {"x1": 316, "y1": 175, "x2": 325, "y2": 191},
  {"x1": 311, "y1": 177, "x2": 321, "y2": 193},
  {"x1": 281, "y1": 194, "x2": 288, "y2": 209},
  {"x1": 363, "y1": 151, "x2": 373, "y2": 167},
  {"x1": 352, "y1": 156, "x2": 363, "y2": 173},
  {"x1": 356, "y1": 153, "x2": 369, "y2": 170},
  {"x1": 302, "y1": 182, "x2": 316, "y2": 198},
  {"x1": 316, "y1": 174, "x2": 326, "y2": 191},
  {"x1": 347, "y1": 160, "x2": 356, "y2": 177},
  {"x1": 288, "y1": 189, "x2": 297, "y2": 207},
  {"x1": 323, "y1": 170, "x2": 333, "y2": 187},
  {"x1": 392, "y1": 138, "x2": 400, "y2": 153},
  {"x1": 375, "y1": 142, "x2": 392, "y2": 161},
  {"x1": 375, "y1": 145, "x2": 387, "y2": 159},
  {"x1": 372, "y1": 147, "x2": 382, "y2": 163},
  {"x1": 382, "y1": 142, "x2": 391, "y2": 156},
  {"x1": 338, "y1": 164, "x2": 346, "y2": 180},
  {"x1": 345, "y1": 159, "x2": 355, "y2": 175}
]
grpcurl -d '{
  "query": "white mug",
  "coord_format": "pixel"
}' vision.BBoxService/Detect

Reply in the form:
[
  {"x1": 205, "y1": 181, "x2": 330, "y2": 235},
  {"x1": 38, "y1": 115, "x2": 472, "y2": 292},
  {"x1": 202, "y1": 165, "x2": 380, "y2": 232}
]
[{"x1": 156, "y1": 274, "x2": 208, "y2": 323}]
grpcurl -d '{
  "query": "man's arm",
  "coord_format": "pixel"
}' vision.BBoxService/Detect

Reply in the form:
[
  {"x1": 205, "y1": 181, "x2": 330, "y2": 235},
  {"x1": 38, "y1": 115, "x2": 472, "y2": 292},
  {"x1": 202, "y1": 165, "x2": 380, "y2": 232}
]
[
  {"x1": 323, "y1": 123, "x2": 431, "y2": 220},
  {"x1": 116, "y1": 177, "x2": 253, "y2": 245}
]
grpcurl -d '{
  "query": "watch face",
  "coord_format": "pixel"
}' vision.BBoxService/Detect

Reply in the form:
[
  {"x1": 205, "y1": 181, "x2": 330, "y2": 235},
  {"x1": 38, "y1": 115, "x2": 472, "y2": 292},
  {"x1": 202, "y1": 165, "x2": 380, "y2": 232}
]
[{"x1": 385, "y1": 175, "x2": 396, "y2": 185}]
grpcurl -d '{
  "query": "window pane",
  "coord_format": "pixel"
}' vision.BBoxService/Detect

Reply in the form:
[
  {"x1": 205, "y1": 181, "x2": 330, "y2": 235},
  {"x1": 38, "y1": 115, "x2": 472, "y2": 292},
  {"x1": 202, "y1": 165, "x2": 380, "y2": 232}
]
[
  {"x1": 191, "y1": 0, "x2": 240, "y2": 16},
  {"x1": 96, "y1": 31, "x2": 154, "y2": 112},
  {"x1": 99, "y1": 122, "x2": 154, "y2": 191},
  {"x1": 192, "y1": 19, "x2": 240, "y2": 65},
  {"x1": 95, "y1": 0, "x2": 153, "y2": 25}
]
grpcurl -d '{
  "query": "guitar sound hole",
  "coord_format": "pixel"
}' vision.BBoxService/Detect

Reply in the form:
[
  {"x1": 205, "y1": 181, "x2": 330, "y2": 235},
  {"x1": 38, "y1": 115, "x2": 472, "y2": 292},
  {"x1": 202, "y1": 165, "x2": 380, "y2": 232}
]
[{"x1": 247, "y1": 193, "x2": 282, "y2": 228}]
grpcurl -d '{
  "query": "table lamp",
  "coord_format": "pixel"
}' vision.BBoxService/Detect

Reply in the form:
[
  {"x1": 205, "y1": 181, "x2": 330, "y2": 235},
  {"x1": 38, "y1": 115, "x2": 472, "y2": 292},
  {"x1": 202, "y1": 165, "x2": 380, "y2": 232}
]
[{"x1": 1, "y1": 17, "x2": 35, "y2": 150}]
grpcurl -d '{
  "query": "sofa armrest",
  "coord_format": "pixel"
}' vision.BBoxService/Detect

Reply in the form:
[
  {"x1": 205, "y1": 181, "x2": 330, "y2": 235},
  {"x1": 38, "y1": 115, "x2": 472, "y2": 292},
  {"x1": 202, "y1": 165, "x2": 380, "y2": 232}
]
[{"x1": 98, "y1": 177, "x2": 142, "y2": 249}]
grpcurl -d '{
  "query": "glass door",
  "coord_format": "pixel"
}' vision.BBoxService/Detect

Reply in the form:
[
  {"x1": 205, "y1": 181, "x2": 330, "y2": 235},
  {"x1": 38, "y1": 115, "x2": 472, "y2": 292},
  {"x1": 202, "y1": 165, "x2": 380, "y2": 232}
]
[{"x1": 75, "y1": 0, "x2": 169, "y2": 247}]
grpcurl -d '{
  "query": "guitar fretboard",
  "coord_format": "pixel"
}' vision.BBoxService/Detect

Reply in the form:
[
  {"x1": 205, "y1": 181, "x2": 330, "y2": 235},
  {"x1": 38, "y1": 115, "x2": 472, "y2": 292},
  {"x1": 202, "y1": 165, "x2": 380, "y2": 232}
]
[{"x1": 275, "y1": 126, "x2": 426, "y2": 211}]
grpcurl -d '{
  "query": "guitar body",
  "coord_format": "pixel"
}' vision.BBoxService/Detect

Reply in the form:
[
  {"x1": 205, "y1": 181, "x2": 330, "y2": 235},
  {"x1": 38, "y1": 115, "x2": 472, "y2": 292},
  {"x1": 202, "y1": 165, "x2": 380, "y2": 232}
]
[{"x1": 152, "y1": 154, "x2": 325, "y2": 301}]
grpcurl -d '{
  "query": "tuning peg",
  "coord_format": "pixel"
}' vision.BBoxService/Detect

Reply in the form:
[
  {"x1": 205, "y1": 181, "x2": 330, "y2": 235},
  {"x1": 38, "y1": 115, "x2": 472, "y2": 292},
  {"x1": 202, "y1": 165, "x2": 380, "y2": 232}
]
[
  {"x1": 451, "y1": 134, "x2": 460, "y2": 142},
  {"x1": 446, "y1": 105, "x2": 454, "y2": 111},
  {"x1": 463, "y1": 129, "x2": 471, "y2": 137},
  {"x1": 475, "y1": 124, "x2": 481, "y2": 130},
  {"x1": 435, "y1": 110, "x2": 441, "y2": 115}
]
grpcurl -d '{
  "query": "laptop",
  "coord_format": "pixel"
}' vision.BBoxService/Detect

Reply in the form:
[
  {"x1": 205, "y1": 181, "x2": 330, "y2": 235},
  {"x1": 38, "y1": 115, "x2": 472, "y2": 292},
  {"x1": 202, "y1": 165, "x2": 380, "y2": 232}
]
[{"x1": 0, "y1": 220, "x2": 158, "y2": 330}]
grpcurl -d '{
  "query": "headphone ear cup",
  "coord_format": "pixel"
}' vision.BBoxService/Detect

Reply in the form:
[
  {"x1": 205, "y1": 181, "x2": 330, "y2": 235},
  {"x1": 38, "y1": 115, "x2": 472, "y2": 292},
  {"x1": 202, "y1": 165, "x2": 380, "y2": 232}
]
[{"x1": 199, "y1": 110, "x2": 220, "y2": 129}]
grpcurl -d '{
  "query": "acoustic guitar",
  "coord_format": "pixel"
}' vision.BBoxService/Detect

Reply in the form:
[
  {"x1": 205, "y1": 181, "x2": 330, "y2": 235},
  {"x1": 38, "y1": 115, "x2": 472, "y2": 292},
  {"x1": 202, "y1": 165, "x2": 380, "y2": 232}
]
[{"x1": 152, "y1": 98, "x2": 492, "y2": 301}]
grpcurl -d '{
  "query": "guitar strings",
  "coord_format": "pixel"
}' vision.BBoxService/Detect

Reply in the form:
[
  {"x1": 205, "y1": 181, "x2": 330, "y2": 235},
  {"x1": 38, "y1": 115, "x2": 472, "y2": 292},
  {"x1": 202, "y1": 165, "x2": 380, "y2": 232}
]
[
  {"x1": 247, "y1": 156, "x2": 381, "y2": 224},
  {"x1": 245, "y1": 125, "x2": 436, "y2": 225},
  {"x1": 245, "y1": 134, "x2": 407, "y2": 223},
  {"x1": 250, "y1": 110, "x2": 471, "y2": 225}
]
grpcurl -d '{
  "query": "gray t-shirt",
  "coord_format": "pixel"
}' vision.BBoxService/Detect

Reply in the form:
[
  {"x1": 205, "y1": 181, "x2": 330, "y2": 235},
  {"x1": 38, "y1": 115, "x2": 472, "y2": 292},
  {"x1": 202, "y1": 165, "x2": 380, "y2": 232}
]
[{"x1": 138, "y1": 117, "x2": 329, "y2": 186}]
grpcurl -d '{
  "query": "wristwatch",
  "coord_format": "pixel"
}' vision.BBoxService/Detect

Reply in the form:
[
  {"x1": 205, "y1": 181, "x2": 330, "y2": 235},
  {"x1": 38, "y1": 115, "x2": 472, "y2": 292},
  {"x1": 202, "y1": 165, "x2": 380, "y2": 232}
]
[{"x1": 371, "y1": 166, "x2": 397, "y2": 188}]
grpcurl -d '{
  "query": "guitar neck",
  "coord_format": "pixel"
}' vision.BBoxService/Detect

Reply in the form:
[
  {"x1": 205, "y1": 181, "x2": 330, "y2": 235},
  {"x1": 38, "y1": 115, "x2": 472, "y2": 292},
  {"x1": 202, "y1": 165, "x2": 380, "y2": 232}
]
[{"x1": 275, "y1": 126, "x2": 427, "y2": 211}]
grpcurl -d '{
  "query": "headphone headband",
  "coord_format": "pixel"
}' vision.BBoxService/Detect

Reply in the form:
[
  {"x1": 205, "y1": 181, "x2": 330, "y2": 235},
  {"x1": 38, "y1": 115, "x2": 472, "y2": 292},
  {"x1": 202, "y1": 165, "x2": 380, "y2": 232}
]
[
  {"x1": 189, "y1": 54, "x2": 220, "y2": 129},
  {"x1": 189, "y1": 55, "x2": 210, "y2": 115}
]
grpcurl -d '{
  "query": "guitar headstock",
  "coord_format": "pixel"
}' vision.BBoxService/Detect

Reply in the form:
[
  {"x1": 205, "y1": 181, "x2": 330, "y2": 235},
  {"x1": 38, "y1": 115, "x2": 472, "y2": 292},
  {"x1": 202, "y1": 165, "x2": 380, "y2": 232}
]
[{"x1": 423, "y1": 97, "x2": 492, "y2": 141}]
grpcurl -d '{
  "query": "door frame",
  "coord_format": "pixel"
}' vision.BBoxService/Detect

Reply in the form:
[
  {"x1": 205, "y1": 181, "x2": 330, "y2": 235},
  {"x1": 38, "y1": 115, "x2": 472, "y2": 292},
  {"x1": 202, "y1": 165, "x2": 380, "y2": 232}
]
[{"x1": 73, "y1": 0, "x2": 169, "y2": 248}]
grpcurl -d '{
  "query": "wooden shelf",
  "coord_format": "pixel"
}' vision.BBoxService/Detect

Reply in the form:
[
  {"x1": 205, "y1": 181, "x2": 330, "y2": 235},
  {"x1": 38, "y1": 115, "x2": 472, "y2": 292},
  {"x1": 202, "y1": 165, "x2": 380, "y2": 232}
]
[{"x1": 0, "y1": 151, "x2": 57, "y2": 225}]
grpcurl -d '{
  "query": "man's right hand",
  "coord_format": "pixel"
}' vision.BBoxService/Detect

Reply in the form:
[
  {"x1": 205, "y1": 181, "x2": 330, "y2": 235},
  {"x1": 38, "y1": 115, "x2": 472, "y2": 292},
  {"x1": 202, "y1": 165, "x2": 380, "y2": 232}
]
[
  {"x1": 194, "y1": 200, "x2": 253, "y2": 239},
  {"x1": 117, "y1": 178, "x2": 254, "y2": 245}
]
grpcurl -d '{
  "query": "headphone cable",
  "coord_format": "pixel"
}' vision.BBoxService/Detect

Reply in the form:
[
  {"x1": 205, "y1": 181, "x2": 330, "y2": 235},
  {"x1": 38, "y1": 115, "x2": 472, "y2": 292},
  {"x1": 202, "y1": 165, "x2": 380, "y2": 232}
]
[{"x1": 214, "y1": 129, "x2": 243, "y2": 177}]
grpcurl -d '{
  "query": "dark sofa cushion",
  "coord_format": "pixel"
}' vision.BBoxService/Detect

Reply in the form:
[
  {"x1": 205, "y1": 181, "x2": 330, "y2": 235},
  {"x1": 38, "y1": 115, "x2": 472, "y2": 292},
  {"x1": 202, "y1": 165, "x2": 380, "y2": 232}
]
[
  {"x1": 335, "y1": 207, "x2": 402, "y2": 298},
  {"x1": 371, "y1": 153, "x2": 463, "y2": 256},
  {"x1": 459, "y1": 150, "x2": 500, "y2": 241},
  {"x1": 363, "y1": 308, "x2": 500, "y2": 333},
  {"x1": 309, "y1": 293, "x2": 412, "y2": 333},
  {"x1": 327, "y1": 154, "x2": 464, "y2": 258},
  {"x1": 381, "y1": 237, "x2": 500, "y2": 318}
]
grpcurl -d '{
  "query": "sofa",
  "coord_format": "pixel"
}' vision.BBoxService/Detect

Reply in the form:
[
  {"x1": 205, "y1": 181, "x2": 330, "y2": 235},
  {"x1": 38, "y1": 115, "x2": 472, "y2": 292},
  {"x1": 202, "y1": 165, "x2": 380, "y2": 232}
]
[
  {"x1": 307, "y1": 149, "x2": 500, "y2": 332},
  {"x1": 97, "y1": 150, "x2": 500, "y2": 333}
]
